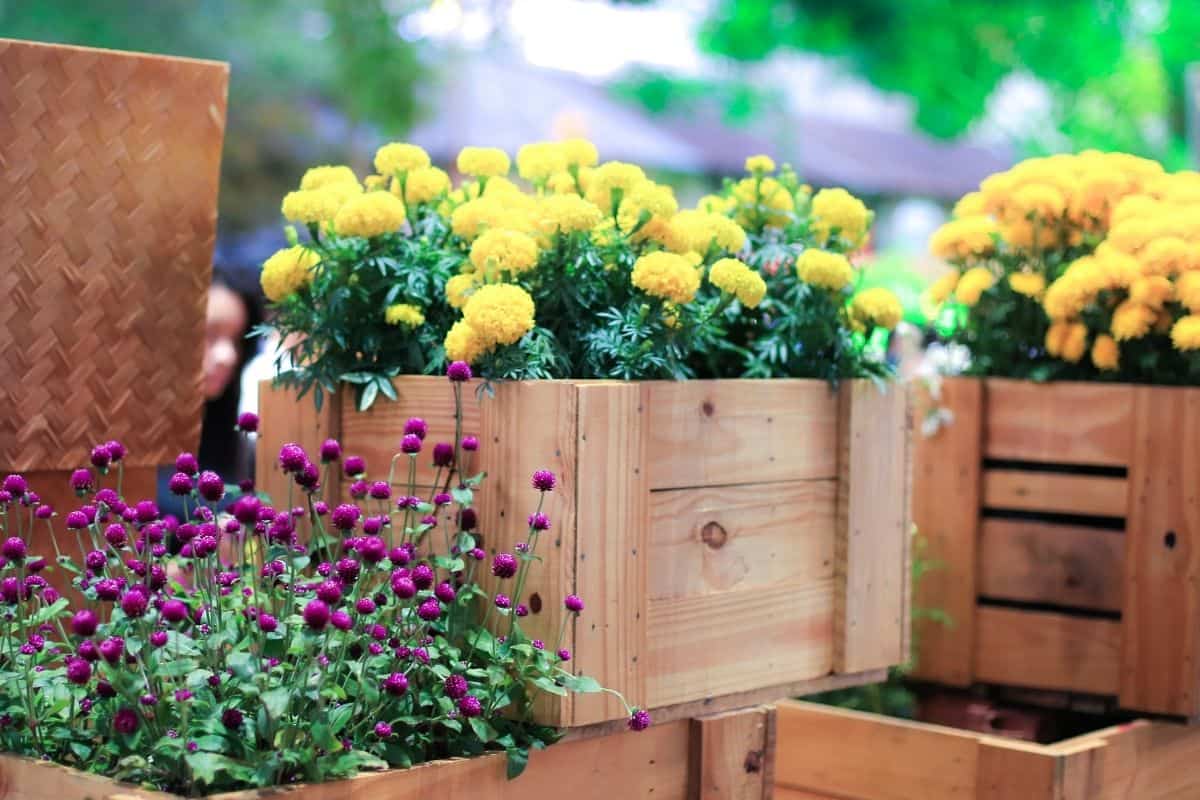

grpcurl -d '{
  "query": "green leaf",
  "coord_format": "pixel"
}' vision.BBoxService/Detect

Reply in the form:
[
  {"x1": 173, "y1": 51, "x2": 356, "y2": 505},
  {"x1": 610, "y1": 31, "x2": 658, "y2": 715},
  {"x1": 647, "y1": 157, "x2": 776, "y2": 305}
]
[
  {"x1": 451, "y1": 487, "x2": 474, "y2": 506},
  {"x1": 469, "y1": 717, "x2": 498, "y2": 743},
  {"x1": 329, "y1": 703, "x2": 355, "y2": 734},
  {"x1": 186, "y1": 751, "x2": 241, "y2": 786},
  {"x1": 532, "y1": 676, "x2": 568, "y2": 696},
  {"x1": 506, "y1": 746, "x2": 531, "y2": 779},
  {"x1": 558, "y1": 673, "x2": 603, "y2": 693},
  {"x1": 261, "y1": 687, "x2": 290, "y2": 720},
  {"x1": 359, "y1": 381, "x2": 379, "y2": 411},
  {"x1": 227, "y1": 651, "x2": 255, "y2": 681}
]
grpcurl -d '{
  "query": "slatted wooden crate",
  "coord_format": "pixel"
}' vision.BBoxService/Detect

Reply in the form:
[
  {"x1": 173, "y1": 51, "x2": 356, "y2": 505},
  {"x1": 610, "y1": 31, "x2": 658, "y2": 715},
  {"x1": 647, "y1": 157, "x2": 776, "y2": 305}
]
[
  {"x1": 775, "y1": 700, "x2": 1200, "y2": 800},
  {"x1": 913, "y1": 377, "x2": 1200, "y2": 718},
  {"x1": 0, "y1": 705, "x2": 775, "y2": 800},
  {"x1": 259, "y1": 377, "x2": 912, "y2": 728}
]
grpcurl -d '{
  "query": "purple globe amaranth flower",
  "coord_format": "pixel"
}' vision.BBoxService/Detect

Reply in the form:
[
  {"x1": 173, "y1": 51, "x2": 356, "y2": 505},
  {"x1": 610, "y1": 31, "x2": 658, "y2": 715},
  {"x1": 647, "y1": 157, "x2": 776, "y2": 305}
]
[
  {"x1": 120, "y1": 590, "x2": 148, "y2": 618},
  {"x1": 528, "y1": 512, "x2": 551, "y2": 531},
  {"x1": 417, "y1": 598, "x2": 442, "y2": 621},
  {"x1": 160, "y1": 599, "x2": 188, "y2": 624},
  {"x1": 447, "y1": 361, "x2": 473, "y2": 382},
  {"x1": 382, "y1": 672, "x2": 409, "y2": 696},
  {"x1": 355, "y1": 597, "x2": 377, "y2": 615},
  {"x1": 434, "y1": 582, "x2": 456, "y2": 603},
  {"x1": 628, "y1": 709, "x2": 652, "y2": 732},
  {"x1": 400, "y1": 434, "x2": 423, "y2": 455},
  {"x1": 66, "y1": 658, "x2": 92, "y2": 685},
  {"x1": 196, "y1": 471, "x2": 224, "y2": 502},
  {"x1": 391, "y1": 576, "x2": 416, "y2": 599},
  {"x1": 295, "y1": 461, "x2": 320, "y2": 490},
  {"x1": 174, "y1": 689, "x2": 194, "y2": 702},
  {"x1": 2, "y1": 474, "x2": 27, "y2": 497},
  {"x1": 258, "y1": 613, "x2": 278, "y2": 633},
  {"x1": 369, "y1": 481, "x2": 391, "y2": 500},
  {"x1": 84, "y1": 550, "x2": 106, "y2": 571},
  {"x1": 336, "y1": 558, "x2": 361, "y2": 583},
  {"x1": 359, "y1": 536, "x2": 387, "y2": 564},
  {"x1": 348, "y1": 479, "x2": 369, "y2": 499},
  {"x1": 374, "y1": 721, "x2": 393, "y2": 738},
  {"x1": 531, "y1": 469, "x2": 557, "y2": 492},
  {"x1": 43, "y1": 587, "x2": 59, "y2": 604},
  {"x1": 278, "y1": 443, "x2": 307, "y2": 473},
  {"x1": 403, "y1": 417, "x2": 428, "y2": 440},
  {"x1": 94, "y1": 579, "x2": 121, "y2": 601},
  {"x1": 175, "y1": 452, "x2": 199, "y2": 475},
  {"x1": 113, "y1": 707, "x2": 139, "y2": 734},
  {"x1": 221, "y1": 708, "x2": 244, "y2": 729},
  {"x1": 330, "y1": 610, "x2": 354, "y2": 631},
  {"x1": 396, "y1": 495, "x2": 421, "y2": 510},
  {"x1": 1, "y1": 537, "x2": 26, "y2": 562},
  {"x1": 531, "y1": 639, "x2": 544, "y2": 649},
  {"x1": 316, "y1": 580, "x2": 343, "y2": 604},
  {"x1": 105, "y1": 440, "x2": 126, "y2": 462},
  {"x1": 331, "y1": 503, "x2": 360, "y2": 531},
  {"x1": 564, "y1": 594, "x2": 585, "y2": 613},
  {"x1": 444, "y1": 674, "x2": 469, "y2": 699},
  {"x1": 558, "y1": 648, "x2": 571, "y2": 662},
  {"x1": 458, "y1": 507, "x2": 477, "y2": 531},
  {"x1": 432, "y1": 443, "x2": 454, "y2": 467},
  {"x1": 303, "y1": 599, "x2": 331, "y2": 630},
  {"x1": 491, "y1": 553, "x2": 518, "y2": 579},
  {"x1": 461, "y1": 435, "x2": 479, "y2": 452},
  {"x1": 389, "y1": 546, "x2": 411, "y2": 566},
  {"x1": 235, "y1": 411, "x2": 259, "y2": 433},
  {"x1": 35, "y1": 504, "x2": 53, "y2": 520},
  {"x1": 515, "y1": 604, "x2": 529, "y2": 618},
  {"x1": 316, "y1": 438, "x2": 341, "y2": 463},
  {"x1": 99, "y1": 637, "x2": 125, "y2": 664},
  {"x1": 97, "y1": 679, "x2": 117, "y2": 698},
  {"x1": 369, "y1": 623, "x2": 387, "y2": 641},
  {"x1": 494, "y1": 594, "x2": 511, "y2": 610},
  {"x1": 90, "y1": 445, "x2": 112, "y2": 470},
  {"x1": 469, "y1": 547, "x2": 485, "y2": 561},
  {"x1": 433, "y1": 492, "x2": 452, "y2": 507},
  {"x1": 134, "y1": 500, "x2": 159, "y2": 523},
  {"x1": 77, "y1": 640, "x2": 100, "y2": 662},
  {"x1": 362, "y1": 516, "x2": 384, "y2": 536},
  {"x1": 411, "y1": 563, "x2": 434, "y2": 590},
  {"x1": 104, "y1": 524, "x2": 128, "y2": 547},
  {"x1": 70, "y1": 469, "x2": 94, "y2": 494},
  {"x1": 343, "y1": 456, "x2": 366, "y2": 477},
  {"x1": 313, "y1": 500, "x2": 329, "y2": 517},
  {"x1": 419, "y1": 514, "x2": 437, "y2": 527},
  {"x1": 458, "y1": 695, "x2": 483, "y2": 718},
  {"x1": 63, "y1": 510, "x2": 86, "y2": 530},
  {"x1": 150, "y1": 631, "x2": 169, "y2": 648}
]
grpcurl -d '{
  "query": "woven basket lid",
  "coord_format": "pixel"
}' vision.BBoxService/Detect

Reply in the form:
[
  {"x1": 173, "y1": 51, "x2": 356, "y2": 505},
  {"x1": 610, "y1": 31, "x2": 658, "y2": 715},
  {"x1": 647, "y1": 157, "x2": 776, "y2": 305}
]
[{"x1": 0, "y1": 38, "x2": 229, "y2": 471}]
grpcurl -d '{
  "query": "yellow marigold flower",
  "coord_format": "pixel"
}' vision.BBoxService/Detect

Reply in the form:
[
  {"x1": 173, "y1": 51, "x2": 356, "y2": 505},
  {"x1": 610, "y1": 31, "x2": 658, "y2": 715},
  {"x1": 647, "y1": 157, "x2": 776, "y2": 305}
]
[
  {"x1": 457, "y1": 147, "x2": 511, "y2": 178},
  {"x1": 402, "y1": 166, "x2": 451, "y2": 205},
  {"x1": 1071, "y1": 169, "x2": 1127, "y2": 222},
  {"x1": 732, "y1": 177, "x2": 794, "y2": 228},
  {"x1": 561, "y1": 138, "x2": 599, "y2": 168},
  {"x1": 462, "y1": 283, "x2": 536, "y2": 348},
  {"x1": 1002, "y1": 220, "x2": 1060, "y2": 251},
  {"x1": 929, "y1": 216, "x2": 998, "y2": 261},
  {"x1": 1091, "y1": 334, "x2": 1120, "y2": 371},
  {"x1": 796, "y1": 249, "x2": 854, "y2": 292},
  {"x1": 927, "y1": 270, "x2": 960, "y2": 305},
  {"x1": 1061, "y1": 322, "x2": 1088, "y2": 363},
  {"x1": 1171, "y1": 315, "x2": 1200, "y2": 351},
  {"x1": 469, "y1": 229, "x2": 540, "y2": 278},
  {"x1": 631, "y1": 251, "x2": 701, "y2": 304},
  {"x1": 374, "y1": 143, "x2": 430, "y2": 176},
  {"x1": 708, "y1": 258, "x2": 766, "y2": 308},
  {"x1": 281, "y1": 184, "x2": 363, "y2": 224},
  {"x1": 1175, "y1": 271, "x2": 1200, "y2": 313},
  {"x1": 1008, "y1": 272, "x2": 1046, "y2": 298},
  {"x1": 954, "y1": 266, "x2": 996, "y2": 307},
  {"x1": 443, "y1": 319, "x2": 487, "y2": 364},
  {"x1": 745, "y1": 154, "x2": 776, "y2": 174},
  {"x1": 1110, "y1": 194, "x2": 1160, "y2": 227},
  {"x1": 1111, "y1": 300, "x2": 1156, "y2": 341},
  {"x1": 1107, "y1": 218, "x2": 1156, "y2": 255},
  {"x1": 849, "y1": 287, "x2": 904, "y2": 331},
  {"x1": 952, "y1": 191, "x2": 987, "y2": 218},
  {"x1": 333, "y1": 191, "x2": 406, "y2": 238},
  {"x1": 546, "y1": 171, "x2": 581, "y2": 195},
  {"x1": 586, "y1": 161, "x2": 647, "y2": 213},
  {"x1": 811, "y1": 187, "x2": 871, "y2": 248},
  {"x1": 617, "y1": 182, "x2": 678, "y2": 234},
  {"x1": 384, "y1": 303, "x2": 425, "y2": 328},
  {"x1": 299, "y1": 165, "x2": 358, "y2": 191},
  {"x1": 1094, "y1": 245, "x2": 1143, "y2": 289},
  {"x1": 364, "y1": 175, "x2": 389, "y2": 191},
  {"x1": 517, "y1": 142, "x2": 568, "y2": 183},
  {"x1": 538, "y1": 194, "x2": 603, "y2": 235},
  {"x1": 1010, "y1": 182, "x2": 1067, "y2": 220},
  {"x1": 451, "y1": 197, "x2": 517, "y2": 241},
  {"x1": 1142, "y1": 237, "x2": 1191, "y2": 276},
  {"x1": 1130, "y1": 275, "x2": 1174, "y2": 310},
  {"x1": 260, "y1": 246, "x2": 320, "y2": 303},
  {"x1": 445, "y1": 273, "x2": 478, "y2": 310},
  {"x1": 697, "y1": 194, "x2": 735, "y2": 214},
  {"x1": 669, "y1": 210, "x2": 746, "y2": 255}
]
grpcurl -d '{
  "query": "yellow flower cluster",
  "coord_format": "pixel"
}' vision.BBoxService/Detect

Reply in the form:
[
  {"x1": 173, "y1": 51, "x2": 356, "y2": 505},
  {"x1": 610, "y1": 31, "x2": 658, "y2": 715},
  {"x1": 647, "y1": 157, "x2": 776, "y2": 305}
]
[
  {"x1": 401, "y1": 166, "x2": 451, "y2": 205},
  {"x1": 732, "y1": 176, "x2": 794, "y2": 228},
  {"x1": 631, "y1": 252, "x2": 701, "y2": 305},
  {"x1": 796, "y1": 249, "x2": 853, "y2": 291},
  {"x1": 708, "y1": 258, "x2": 767, "y2": 308},
  {"x1": 537, "y1": 194, "x2": 604, "y2": 235},
  {"x1": 811, "y1": 188, "x2": 871, "y2": 249},
  {"x1": 669, "y1": 210, "x2": 747, "y2": 255},
  {"x1": 334, "y1": 192, "x2": 406, "y2": 238},
  {"x1": 457, "y1": 147, "x2": 511, "y2": 178},
  {"x1": 282, "y1": 182, "x2": 363, "y2": 225},
  {"x1": 260, "y1": 246, "x2": 320, "y2": 302},
  {"x1": 849, "y1": 287, "x2": 903, "y2": 331},
  {"x1": 375, "y1": 143, "x2": 430, "y2": 176},
  {"x1": 385, "y1": 303, "x2": 425, "y2": 328},
  {"x1": 469, "y1": 229, "x2": 540, "y2": 279},
  {"x1": 300, "y1": 165, "x2": 359, "y2": 191}
]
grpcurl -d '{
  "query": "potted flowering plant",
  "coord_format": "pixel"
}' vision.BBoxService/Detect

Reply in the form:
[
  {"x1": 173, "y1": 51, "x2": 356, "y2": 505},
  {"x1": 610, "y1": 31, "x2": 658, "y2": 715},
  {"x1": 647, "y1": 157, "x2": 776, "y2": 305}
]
[
  {"x1": 258, "y1": 141, "x2": 912, "y2": 728},
  {"x1": 0, "y1": 368, "x2": 650, "y2": 795},
  {"x1": 913, "y1": 152, "x2": 1200, "y2": 718}
]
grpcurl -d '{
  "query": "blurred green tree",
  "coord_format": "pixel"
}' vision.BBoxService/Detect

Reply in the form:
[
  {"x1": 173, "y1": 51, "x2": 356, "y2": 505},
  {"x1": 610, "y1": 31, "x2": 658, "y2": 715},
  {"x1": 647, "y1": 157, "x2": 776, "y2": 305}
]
[
  {"x1": 0, "y1": 0, "x2": 427, "y2": 232},
  {"x1": 695, "y1": 0, "x2": 1200, "y2": 165}
]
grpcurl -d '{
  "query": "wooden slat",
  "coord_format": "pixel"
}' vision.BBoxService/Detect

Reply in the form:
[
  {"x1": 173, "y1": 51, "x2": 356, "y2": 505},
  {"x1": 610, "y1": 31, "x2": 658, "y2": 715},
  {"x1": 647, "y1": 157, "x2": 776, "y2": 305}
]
[
  {"x1": 1057, "y1": 720, "x2": 1200, "y2": 800},
  {"x1": 255, "y1": 380, "x2": 340, "y2": 509},
  {"x1": 571, "y1": 383, "x2": 647, "y2": 725},
  {"x1": 643, "y1": 379, "x2": 839, "y2": 490},
  {"x1": 911, "y1": 376, "x2": 983, "y2": 686},
  {"x1": 834, "y1": 380, "x2": 909, "y2": 674},
  {"x1": 983, "y1": 378, "x2": 1135, "y2": 467},
  {"x1": 1120, "y1": 386, "x2": 1200, "y2": 717},
  {"x1": 774, "y1": 790, "x2": 848, "y2": 800},
  {"x1": 0, "y1": 751, "x2": 177, "y2": 800},
  {"x1": 647, "y1": 479, "x2": 836, "y2": 602},
  {"x1": 646, "y1": 580, "x2": 834, "y2": 707},
  {"x1": 979, "y1": 519, "x2": 1124, "y2": 612},
  {"x1": 983, "y1": 470, "x2": 1128, "y2": 518},
  {"x1": 691, "y1": 707, "x2": 774, "y2": 800},
  {"x1": 974, "y1": 606, "x2": 1121, "y2": 696},
  {"x1": 976, "y1": 738, "x2": 1060, "y2": 800}
]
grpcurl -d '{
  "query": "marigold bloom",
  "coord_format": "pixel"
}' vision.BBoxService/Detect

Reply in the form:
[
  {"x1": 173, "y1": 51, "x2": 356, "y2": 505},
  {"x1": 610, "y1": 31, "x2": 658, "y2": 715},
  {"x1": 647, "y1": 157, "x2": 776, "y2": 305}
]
[
  {"x1": 374, "y1": 142, "x2": 430, "y2": 176},
  {"x1": 796, "y1": 249, "x2": 853, "y2": 292},
  {"x1": 385, "y1": 303, "x2": 425, "y2": 328},
  {"x1": 457, "y1": 146, "x2": 510, "y2": 178},
  {"x1": 334, "y1": 191, "x2": 406, "y2": 238},
  {"x1": 811, "y1": 187, "x2": 871, "y2": 248},
  {"x1": 260, "y1": 246, "x2": 320, "y2": 303},
  {"x1": 1171, "y1": 315, "x2": 1200, "y2": 351},
  {"x1": 462, "y1": 283, "x2": 536, "y2": 348},
  {"x1": 631, "y1": 252, "x2": 701, "y2": 304}
]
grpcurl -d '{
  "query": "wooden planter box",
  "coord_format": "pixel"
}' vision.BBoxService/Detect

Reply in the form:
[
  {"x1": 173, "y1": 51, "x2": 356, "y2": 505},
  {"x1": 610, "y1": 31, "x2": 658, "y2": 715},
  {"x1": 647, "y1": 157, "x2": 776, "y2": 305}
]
[
  {"x1": 259, "y1": 377, "x2": 912, "y2": 727},
  {"x1": 774, "y1": 700, "x2": 1200, "y2": 800},
  {"x1": 912, "y1": 377, "x2": 1200, "y2": 718},
  {"x1": 0, "y1": 705, "x2": 774, "y2": 800}
]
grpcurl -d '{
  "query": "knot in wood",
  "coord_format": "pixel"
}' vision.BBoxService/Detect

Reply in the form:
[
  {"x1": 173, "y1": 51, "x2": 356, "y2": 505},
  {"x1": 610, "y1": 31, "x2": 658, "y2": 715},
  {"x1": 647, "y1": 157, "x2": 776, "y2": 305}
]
[
  {"x1": 743, "y1": 749, "x2": 763, "y2": 773},
  {"x1": 700, "y1": 521, "x2": 728, "y2": 550}
]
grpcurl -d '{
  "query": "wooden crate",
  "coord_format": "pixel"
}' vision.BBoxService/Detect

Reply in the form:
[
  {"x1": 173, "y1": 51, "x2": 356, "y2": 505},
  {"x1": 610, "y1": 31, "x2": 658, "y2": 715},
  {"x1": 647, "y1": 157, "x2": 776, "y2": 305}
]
[
  {"x1": 774, "y1": 700, "x2": 1200, "y2": 800},
  {"x1": 912, "y1": 377, "x2": 1200, "y2": 718},
  {"x1": 259, "y1": 377, "x2": 913, "y2": 727},
  {"x1": 0, "y1": 705, "x2": 775, "y2": 800}
]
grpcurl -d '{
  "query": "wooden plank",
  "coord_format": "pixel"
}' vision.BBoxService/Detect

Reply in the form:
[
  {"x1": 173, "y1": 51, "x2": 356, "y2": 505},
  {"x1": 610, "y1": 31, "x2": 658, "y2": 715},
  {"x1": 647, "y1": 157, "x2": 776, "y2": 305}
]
[
  {"x1": 911, "y1": 376, "x2": 983, "y2": 686},
  {"x1": 976, "y1": 738, "x2": 1060, "y2": 800},
  {"x1": 833, "y1": 380, "x2": 909, "y2": 674},
  {"x1": 983, "y1": 378, "x2": 1135, "y2": 467},
  {"x1": 643, "y1": 379, "x2": 839, "y2": 490},
  {"x1": 979, "y1": 519, "x2": 1124, "y2": 612},
  {"x1": 647, "y1": 479, "x2": 836, "y2": 602},
  {"x1": 1058, "y1": 720, "x2": 1200, "y2": 800},
  {"x1": 983, "y1": 470, "x2": 1128, "y2": 518},
  {"x1": 255, "y1": 380, "x2": 340, "y2": 509},
  {"x1": 646, "y1": 579, "x2": 834, "y2": 707},
  {"x1": 974, "y1": 606, "x2": 1121, "y2": 696},
  {"x1": 0, "y1": 752, "x2": 177, "y2": 800},
  {"x1": 774, "y1": 790, "x2": 847, "y2": 800},
  {"x1": 1120, "y1": 386, "x2": 1200, "y2": 717},
  {"x1": 571, "y1": 383, "x2": 647, "y2": 725},
  {"x1": 691, "y1": 707, "x2": 774, "y2": 800}
]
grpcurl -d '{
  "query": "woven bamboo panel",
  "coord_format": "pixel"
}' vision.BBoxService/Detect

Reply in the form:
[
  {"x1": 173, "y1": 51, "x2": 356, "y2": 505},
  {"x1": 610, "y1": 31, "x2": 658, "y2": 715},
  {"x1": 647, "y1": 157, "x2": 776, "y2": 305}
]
[{"x1": 0, "y1": 38, "x2": 228, "y2": 470}]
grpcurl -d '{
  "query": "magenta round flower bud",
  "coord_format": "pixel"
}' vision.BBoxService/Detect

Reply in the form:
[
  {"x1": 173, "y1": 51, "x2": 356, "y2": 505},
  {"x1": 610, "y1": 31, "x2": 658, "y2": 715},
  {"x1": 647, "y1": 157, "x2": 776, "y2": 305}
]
[
  {"x1": 140, "y1": 693, "x2": 159, "y2": 706},
  {"x1": 392, "y1": 575, "x2": 416, "y2": 599},
  {"x1": 417, "y1": 598, "x2": 441, "y2": 621},
  {"x1": 90, "y1": 445, "x2": 111, "y2": 469},
  {"x1": 331, "y1": 503, "x2": 360, "y2": 531},
  {"x1": 94, "y1": 579, "x2": 120, "y2": 601},
  {"x1": 628, "y1": 709, "x2": 652, "y2": 731},
  {"x1": 316, "y1": 580, "x2": 343, "y2": 604},
  {"x1": 403, "y1": 417, "x2": 428, "y2": 440},
  {"x1": 103, "y1": 524, "x2": 127, "y2": 547},
  {"x1": 435, "y1": 582, "x2": 456, "y2": 603},
  {"x1": 197, "y1": 471, "x2": 224, "y2": 502},
  {"x1": 313, "y1": 500, "x2": 329, "y2": 517},
  {"x1": 1, "y1": 537, "x2": 26, "y2": 562},
  {"x1": 336, "y1": 558, "x2": 361, "y2": 583},
  {"x1": 491, "y1": 553, "x2": 518, "y2": 579},
  {"x1": 222, "y1": 708, "x2": 244, "y2": 729},
  {"x1": 400, "y1": 434, "x2": 422, "y2": 455},
  {"x1": 458, "y1": 695, "x2": 483, "y2": 718},
  {"x1": 134, "y1": 500, "x2": 158, "y2": 523},
  {"x1": 258, "y1": 613, "x2": 278, "y2": 633},
  {"x1": 120, "y1": 590, "x2": 148, "y2": 618},
  {"x1": 175, "y1": 689, "x2": 194, "y2": 702},
  {"x1": 303, "y1": 599, "x2": 331, "y2": 630},
  {"x1": 359, "y1": 536, "x2": 387, "y2": 564},
  {"x1": 317, "y1": 438, "x2": 341, "y2": 463},
  {"x1": 411, "y1": 563, "x2": 434, "y2": 590},
  {"x1": 331, "y1": 610, "x2": 353, "y2": 631},
  {"x1": 84, "y1": 550, "x2": 106, "y2": 571},
  {"x1": 558, "y1": 648, "x2": 571, "y2": 662},
  {"x1": 167, "y1": 472, "x2": 193, "y2": 496},
  {"x1": 295, "y1": 461, "x2": 320, "y2": 490},
  {"x1": 383, "y1": 672, "x2": 409, "y2": 697},
  {"x1": 65, "y1": 510, "x2": 88, "y2": 530},
  {"x1": 160, "y1": 599, "x2": 188, "y2": 624},
  {"x1": 34, "y1": 504, "x2": 53, "y2": 520},
  {"x1": 343, "y1": 456, "x2": 366, "y2": 477},
  {"x1": 105, "y1": 441, "x2": 126, "y2": 462},
  {"x1": 362, "y1": 516, "x2": 384, "y2": 535},
  {"x1": 234, "y1": 497, "x2": 261, "y2": 525},
  {"x1": 461, "y1": 435, "x2": 479, "y2": 452},
  {"x1": 528, "y1": 512, "x2": 551, "y2": 531},
  {"x1": 432, "y1": 443, "x2": 454, "y2": 467},
  {"x1": 235, "y1": 411, "x2": 259, "y2": 433},
  {"x1": 2, "y1": 475, "x2": 27, "y2": 496},
  {"x1": 444, "y1": 674, "x2": 469, "y2": 699},
  {"x1": 70, "y1": 469, "x2": 93, "y2": 493},
  {"x1": 66, "y1": 658, "x2": 92, "y2": 685},
  {"x1": 564, "y1": 594, "x2": 584, "y2": 613},
  {"x1": 494, "y1": 594, "x2": 511, "y2": 610},
  {"x1": 466, "y1": 547, "x2": 483, "y2": 561},
  {"x1": 71, "y1": 609, "x2": 99, "y2": 637},
  {"x1": 531, "y1": 470, "x2": 557, "y2": 492},
  {"x1": 356, "y1": 597, "x2": 377, "y2": 615},
  {"x1": 113, "y1": 707, "x2": 139, "y2": 734},
  {"x1": 149, "y1": 631, "x2": 169, "y2": 648},
  {"x1": 348, "y1": 480, "x2": 369, "y2": 499},
  {"x1": 369, "y1": 481, "x2": 391, "y2": 500},
  {"x1": 447, "y1": 361, "x2": 473, "y2": 382},
  {"x1": 175, "y1": 454, "x2": 199, "y2": 477},
  {"x1": 99, "y1": 637, "x2": 125, "y2": 664},
  {"x1": 278, "y1": 443, "x2": 307, "y2": 473},
  {"x1": 516, "y1": 604, "x2": 529, "y2": 618},
  {"x1": 374, "y1": 721, "x2": 393, "y2": 738}
]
